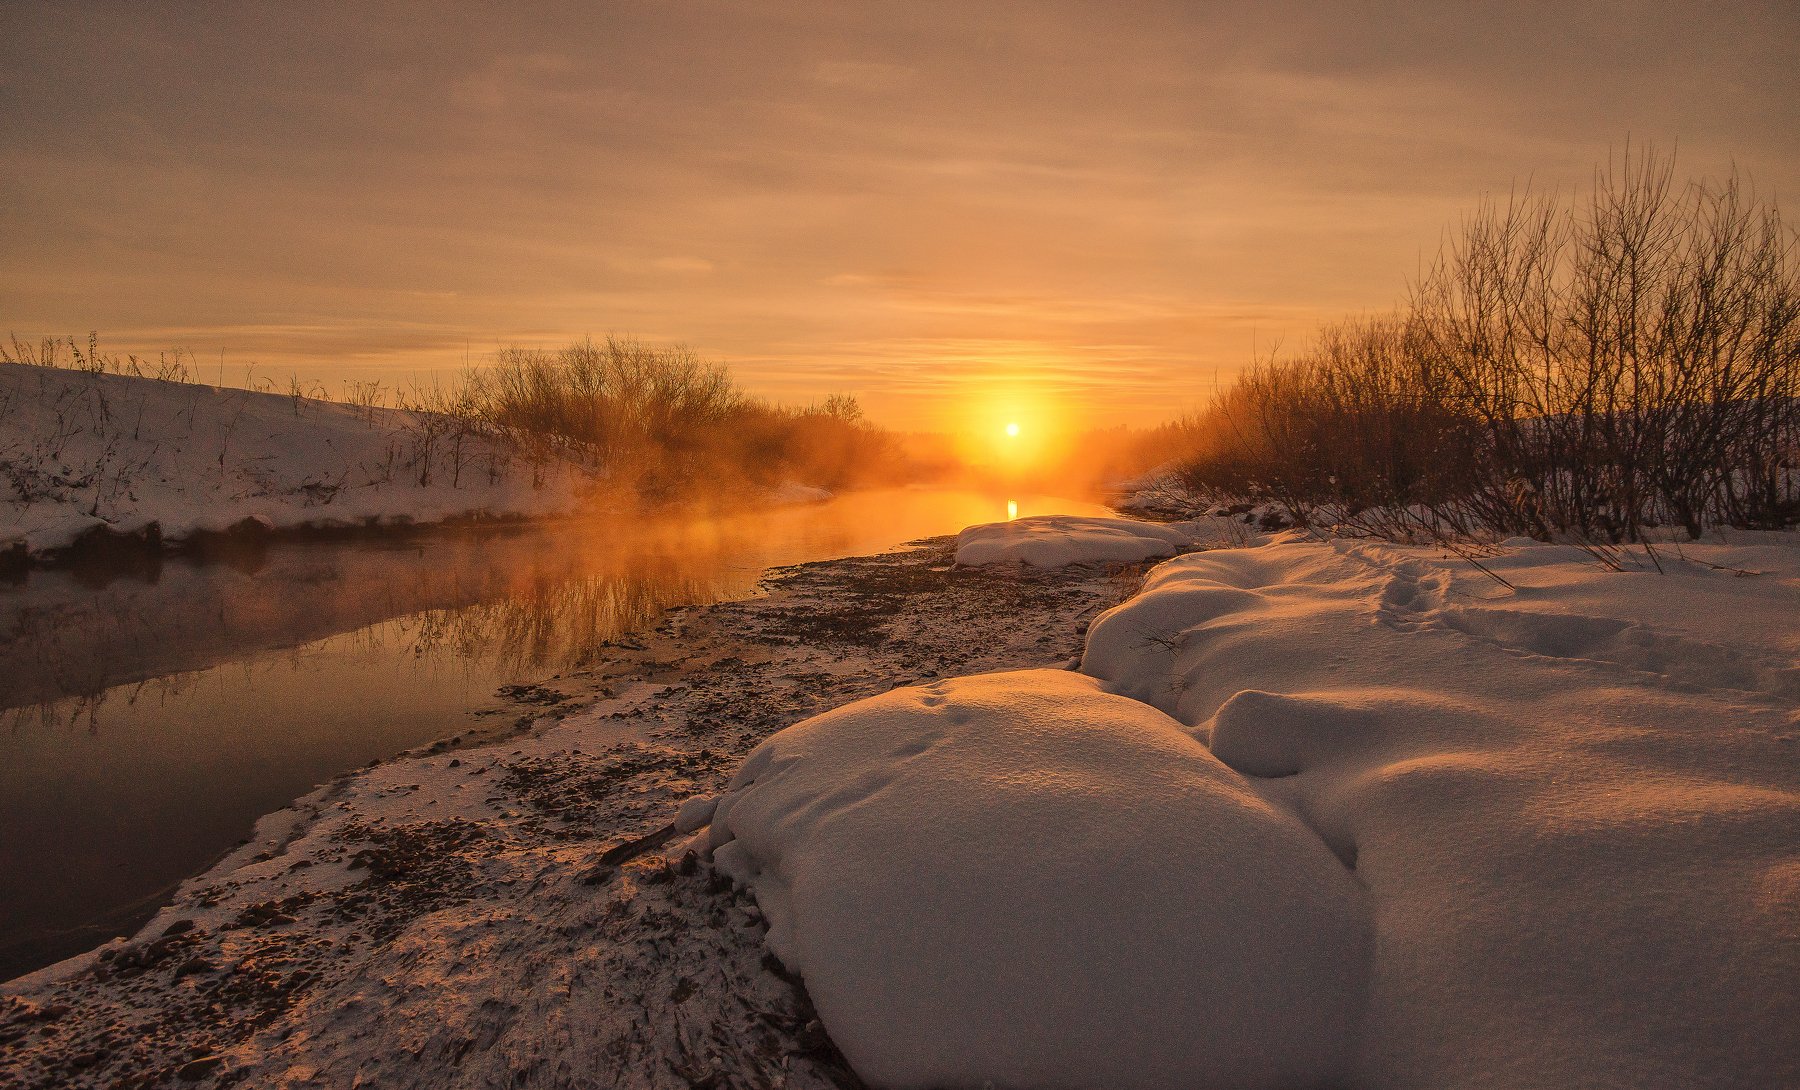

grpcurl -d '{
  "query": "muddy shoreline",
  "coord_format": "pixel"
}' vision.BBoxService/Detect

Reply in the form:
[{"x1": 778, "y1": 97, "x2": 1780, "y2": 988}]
[{"x1": 0, "y1": 536, "x2": 1150, "y2": 1089}]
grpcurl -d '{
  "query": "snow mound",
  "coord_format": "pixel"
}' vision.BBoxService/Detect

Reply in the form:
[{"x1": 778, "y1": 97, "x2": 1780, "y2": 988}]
[
  {"x1": 1082, "y1": 537, "x2": 1800, "y2": 1088},
  {"x1": 703, "y1": 668, "x2": 1370, "y2": 1090},
  {"x1": 953, "y1": 514, "x2": 1193, "y2": 567}
]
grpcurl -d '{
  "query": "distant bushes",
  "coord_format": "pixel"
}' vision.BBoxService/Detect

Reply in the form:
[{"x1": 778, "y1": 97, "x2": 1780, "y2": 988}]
[
  {"x1": 1175, "y1": 150, "x2": 1800, "y2": 542},
  {"x1": 463, "y1": 336, "x2": 899, "y2": 495},
  {"x1": 729, "y1": 394, "x2": 902, "y2": 491},
  {"x1": 469, "y1": 339, "x2": 742, "y2": 465}
]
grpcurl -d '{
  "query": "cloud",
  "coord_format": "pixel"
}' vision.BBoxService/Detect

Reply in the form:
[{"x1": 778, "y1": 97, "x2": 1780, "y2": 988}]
[
  {"x1": 651, "y1": 257, "x2": 717, "y2": 275},
  {"x1": 2, "y1": 1, "x2": 1795, "y2": 430},
  {"x1": 811, "y1": 60, "x2": 917, "y2": 92}
]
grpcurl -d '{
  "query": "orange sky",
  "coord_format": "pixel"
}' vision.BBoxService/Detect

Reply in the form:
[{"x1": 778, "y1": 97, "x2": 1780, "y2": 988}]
[{"x1": 3, "y1": 2, "x2": 1796, "y2": 431}]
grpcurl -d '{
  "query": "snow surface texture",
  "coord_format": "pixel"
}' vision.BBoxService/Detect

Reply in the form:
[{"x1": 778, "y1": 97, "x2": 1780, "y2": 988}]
[
  {"x1": 0, "y1": 364, "x2": 597, "y2": 552},
  {"x1": 953, "y1": 514, "x2": 1203, "y2": 567},
  {"x1": 706, "y1": 532, "x2": 1800, "y2": 1089},
  {"x1": 705, "y1": 669, "x2": 1369, "y2": 1090}
]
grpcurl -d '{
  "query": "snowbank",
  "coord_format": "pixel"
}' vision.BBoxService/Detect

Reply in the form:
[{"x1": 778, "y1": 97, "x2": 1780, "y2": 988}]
[
  {"x1": 0, "y1": 364, "x2": 594, "y2": 554},
  {"x1": 703, "y1": 669, "x2": 1370, "y2": 1090},
  {"x1": 697, "y1": 532, "x2": 1800, "y2": 1089},
  {"x1": 1082, "y1": 537, "x2": 1800, "y2": 1089},
  {"x1": 953, "y1": 514, "x2": 1199, "y2": 567}
]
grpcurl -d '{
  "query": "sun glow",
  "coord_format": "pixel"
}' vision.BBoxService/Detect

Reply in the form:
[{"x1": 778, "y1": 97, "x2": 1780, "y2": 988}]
[{"x1": 946, "y1": 388, "x2": 1063, "y2": 475}]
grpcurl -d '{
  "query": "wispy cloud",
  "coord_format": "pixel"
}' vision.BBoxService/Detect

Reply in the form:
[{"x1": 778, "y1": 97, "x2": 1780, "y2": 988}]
[{"x1": 2, "y1": 1, "x2": 1794, "y2": 428}]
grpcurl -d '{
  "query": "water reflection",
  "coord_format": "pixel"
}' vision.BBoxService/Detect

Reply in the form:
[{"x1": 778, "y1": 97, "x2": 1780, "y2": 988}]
[{"x1": 0, "y1": 488, "x2": 1108, "y2": 979}]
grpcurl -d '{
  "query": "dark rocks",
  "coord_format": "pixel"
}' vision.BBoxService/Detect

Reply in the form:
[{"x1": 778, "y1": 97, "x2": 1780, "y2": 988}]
[{"x1": 174, "y1": 1054, "x2": 224, "y2": 1081}]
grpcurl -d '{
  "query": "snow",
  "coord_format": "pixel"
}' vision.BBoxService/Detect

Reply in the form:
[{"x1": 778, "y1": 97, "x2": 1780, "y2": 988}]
[
  {"x1": 953, "y1": 514, "x2": 1201, "y2": 567},
  {"x1": 1082, "y1": 536, "x2": 1800, "y2": 1089},
  {"x1": 1114, "y1": 465, "x2": 1210, "y2": 517},
  {"x1": 702, "y1": 668, "x2": 1370, "y2": 1090},
  {"x1": 0, "y1": 363, "x2": 594, "y2": 553},
  {"x1": 701, "y1": 528, "x2": 1800, "y2": 1089}
]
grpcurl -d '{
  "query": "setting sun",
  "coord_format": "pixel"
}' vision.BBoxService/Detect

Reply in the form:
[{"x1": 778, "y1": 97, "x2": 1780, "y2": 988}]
[{"x1": 1005, "y1": 422, "x2": 1021, "y2": 438}]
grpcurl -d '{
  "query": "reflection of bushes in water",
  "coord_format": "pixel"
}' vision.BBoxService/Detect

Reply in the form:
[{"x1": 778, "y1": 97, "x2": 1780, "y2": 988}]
[
  {"x1": 0, "y1": 595, "x2": 185, "y2": 714},
  {"x1": 5, "y1": 670, "x2": 208, "y2": 734},
  {"x1": 18, "y1": 563, "x2": 748, "y2": 729},
  {"x1": 0, "y1": 513, "x2": 779, "y2": 722},
  {"x1": 375, "y1": 564, "x2": 748, "y2": 676}
]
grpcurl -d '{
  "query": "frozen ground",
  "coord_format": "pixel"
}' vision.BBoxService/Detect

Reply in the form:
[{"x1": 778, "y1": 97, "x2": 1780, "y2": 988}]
[
  {"x1": 0, "y1": 538, "x2": 1143, "y2": 1088},
  {"x1": 710, "y1": 524, "x2": 1800, "y2": 1089}
]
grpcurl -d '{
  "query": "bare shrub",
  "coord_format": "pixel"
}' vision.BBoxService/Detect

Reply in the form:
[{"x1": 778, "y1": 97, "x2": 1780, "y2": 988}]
[
  {"x1": 465, "y1": 337, "x2": 742, "y2": 469},
  {"x1": 1176, "y1": 147, "x2": 1800, "y2": 543},
  {"x1": 725, "y1": 395, "x2": 899, "y2": 491},
  {"x1": 464, "y1": 337, "x2": 897, "y2": 496}
]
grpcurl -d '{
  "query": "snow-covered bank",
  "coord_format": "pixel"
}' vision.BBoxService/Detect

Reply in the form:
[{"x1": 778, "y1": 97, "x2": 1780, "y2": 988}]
[
  {"x1": 953, "y1": 513, "x2": 1224, "y2": 566},
  {"x1": 704, "y1": 525, "x2": 1800, "y2": 1089},
  {"x1": 0, "y1": 364, "x2": 595, "y2": 555}
]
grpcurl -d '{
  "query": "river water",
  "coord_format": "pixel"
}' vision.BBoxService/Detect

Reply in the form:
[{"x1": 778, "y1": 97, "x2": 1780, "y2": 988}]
[{"x1": 0, "y1": 488, "x2": 1109, "y2": 981}]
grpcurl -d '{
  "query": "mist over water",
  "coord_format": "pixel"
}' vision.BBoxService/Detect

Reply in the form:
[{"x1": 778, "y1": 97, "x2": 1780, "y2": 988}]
[{"x1": 0, "y1": 488, "x2": 1107, "y2": 981}]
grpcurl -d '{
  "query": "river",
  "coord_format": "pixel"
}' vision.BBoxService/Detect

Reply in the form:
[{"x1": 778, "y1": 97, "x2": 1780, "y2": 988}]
[{"x1": 0, "y1": 488, "x2": 1109, "y2": 981}]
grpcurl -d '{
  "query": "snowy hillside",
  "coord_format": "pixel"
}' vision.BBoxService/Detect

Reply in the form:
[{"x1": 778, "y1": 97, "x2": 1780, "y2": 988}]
[
  {"x1": 704, "y1": 525, "x2": 1800, "y2": 1089},
  {"x1": 0, "y1": 364, "x2": 595, "y2": 554}
]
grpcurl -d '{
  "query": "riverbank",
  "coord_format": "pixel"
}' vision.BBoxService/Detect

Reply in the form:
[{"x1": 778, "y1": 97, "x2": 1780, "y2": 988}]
[
  {"x1": 0, "y1": 535, "x2": 1148, "y2": 1088},
  {"x1": 0, "y1": 363, "x2": 595, "y2": 562}
]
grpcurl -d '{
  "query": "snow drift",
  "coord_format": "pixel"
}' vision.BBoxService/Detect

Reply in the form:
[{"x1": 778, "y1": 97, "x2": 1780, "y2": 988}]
[
  {"x1": 953, "y1": 514, "x2": 1197, "y2": 567},
  {"x1": 703, "y1": 529, "x2": 1800, "y2": 1089},
  {"x1": 1082, "y1": 536, "x2": 1800, "y2": 1089},
  {"x1": 703, "y1": 668, "x2": 1370, "y2": 1090}
]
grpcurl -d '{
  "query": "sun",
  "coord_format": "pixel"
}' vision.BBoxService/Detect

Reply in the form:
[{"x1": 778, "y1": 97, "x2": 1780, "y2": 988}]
[{"x1": 1004, "y1": 422, "x2": 1021, "y2": 438}]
